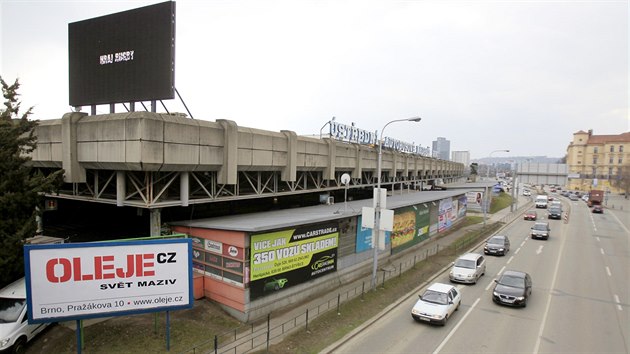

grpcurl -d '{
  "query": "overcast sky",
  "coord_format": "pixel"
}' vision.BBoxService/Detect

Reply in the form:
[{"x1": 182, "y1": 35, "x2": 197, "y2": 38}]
[{"x1": 1, "y1": 0, "x2": 628, "y2": 159}]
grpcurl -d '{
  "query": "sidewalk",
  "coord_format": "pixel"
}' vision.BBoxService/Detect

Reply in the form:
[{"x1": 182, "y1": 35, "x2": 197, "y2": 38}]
[{"x1": 261, "y1": 196, "x2": 531, "y2": 352}]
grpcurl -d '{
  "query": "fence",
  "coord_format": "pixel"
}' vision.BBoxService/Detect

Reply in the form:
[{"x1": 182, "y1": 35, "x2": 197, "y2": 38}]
[{"x1": 180, "y1": 203, "x2": 530, "y2": 354}]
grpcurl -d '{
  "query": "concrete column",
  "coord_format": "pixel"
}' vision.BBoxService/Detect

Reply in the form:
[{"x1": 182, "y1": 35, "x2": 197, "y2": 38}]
[
  {"x1": 116, "y1": 171, "x2": 125, "y2": 207},
  {"x1": 216, "y1": 119, "x2": 238, "y2": 185},
  {"x1": 352, "y1": 145, "x2": 361, "y2": 179},
  {"x1": 281, "y1": 130, "x2": 297, "y2": 182},
  {"x1": 61, "y1": 112, "x2": 88, "y2": 183},
  {"x1": 323, "y1": 139, "x2": 336, "y2": 180},
  {"x1": 150, "y1": 209, "x2": 161, "y2": 236},
  {"x1": 180, "y1": 171, "x2": 189, "y2": 206}
]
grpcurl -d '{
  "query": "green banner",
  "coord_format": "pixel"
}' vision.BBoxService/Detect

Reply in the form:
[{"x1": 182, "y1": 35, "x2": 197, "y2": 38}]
[{"x1": 250, "y1": 223, "x2": 338, "y2": 281}]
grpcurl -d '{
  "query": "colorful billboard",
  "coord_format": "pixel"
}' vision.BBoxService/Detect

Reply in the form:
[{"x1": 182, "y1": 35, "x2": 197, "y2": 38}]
[
  {"x1": 249, "y1": 223, "x2": 338, "y2": 299},
  {"x1": 24, "y1": 239, "x2": 192, "y2": 323},
  {"x1": 391, "y1": 204, "x2": 430, "y2": 253}
]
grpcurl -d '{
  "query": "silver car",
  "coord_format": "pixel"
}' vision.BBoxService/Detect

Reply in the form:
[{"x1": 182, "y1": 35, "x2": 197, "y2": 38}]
[{"x1": 449, "y1": 253, "x2": 486, "y2": 284}]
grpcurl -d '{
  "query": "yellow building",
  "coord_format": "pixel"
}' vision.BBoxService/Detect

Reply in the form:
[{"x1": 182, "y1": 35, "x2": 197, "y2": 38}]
[{"x1": 566, "y1": 130, "x2": 630, "y2": 194}]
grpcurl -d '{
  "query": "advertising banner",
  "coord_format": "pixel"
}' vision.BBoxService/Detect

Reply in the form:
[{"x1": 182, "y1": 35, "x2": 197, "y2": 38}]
[
  {"x1": 458, "y1": 195, "x2": 468, "y2": 218},
  {"x1": 24, "y1": 239, "x2": 193, "y2": 323},
  {"x1": 391, "y1": 204, "x2": 430, "y2": 254},
  {"x1": 438, "y1": 197, "x2": 454, "y2": 232},
  {"x1": 250, "y1": 223, "x2": 338, "y2": 299},
  {"x1": 355, "y1": 215, "x2": 390, "y2": 253}
]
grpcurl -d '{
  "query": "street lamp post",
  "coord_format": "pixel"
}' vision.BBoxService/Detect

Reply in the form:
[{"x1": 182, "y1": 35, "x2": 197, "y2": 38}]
[
  {"x1": 486, "y1": 149, "x2": 510, "y2": 180},
  {"x1": 483, "y1": 149, "x2": 509, "y2": 225},
  {"x1": 371, "y1": 116, "x2": 422, "y2": 291}
]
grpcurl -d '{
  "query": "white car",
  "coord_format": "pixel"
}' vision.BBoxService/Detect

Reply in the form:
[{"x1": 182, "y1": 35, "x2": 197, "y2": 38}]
[
  {"x1": 411, "y1": 283, "x2": 461, "y2": 325},
  {"x1": 449, "y1": 253, "x2": 486, "y2": 284},
  {"x1": 522, "y1": 190, "x2": 531, "y2": 196},
  {"x1": 0, "y1": 278, "x2": 50, "y2": 353}
]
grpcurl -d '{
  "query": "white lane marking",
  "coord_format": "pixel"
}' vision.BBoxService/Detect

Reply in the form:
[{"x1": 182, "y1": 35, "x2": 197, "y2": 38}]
[
  {"x1": 498, "y1": 265, "x2": 506, "y2": 275},
  {"x1": 507, "y1": 256, "x2": 514, "y2": 264},
  {"x1": 614, "y1": 295, "x2": 622, "y2": 311},
  {"x1": 485, "y1": 280, "x2": 494, "y2": 291},
  {"x1": 514, "y1": 248, "x2": 520, "y2": 255},
  {"x1": 432, "y1": 297, "x2": 481, "y2": 354},
  {"x1": 607, "y1": 210, "x2": 630, "y2": 235},
  {"x1": 533, "y1": 210, "x2": 569, "y2": 354},
  {"x1": 606, "y1": 266, "x2": 612, "y2": 277},
  {"x1": 600, "y1": 248, "x2": 605, "y2": 255},
  {"x1": 596, "y1": 237, "x2": 601, "y2": 242},
  {"x1": 536, "y1": 245, "x2": 543, "y2": 255},
  {"x1": 520, "y1": 241, "x2": 526, "y2": 247}
]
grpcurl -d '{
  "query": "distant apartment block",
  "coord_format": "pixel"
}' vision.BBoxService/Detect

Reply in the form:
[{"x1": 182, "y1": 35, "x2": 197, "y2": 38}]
[
  {"x1": 432, "y1": 137, "x2": 451, "y2": 161},
  {"x1": 451, "y1": 151, "x2": 470, "y2": 167}
]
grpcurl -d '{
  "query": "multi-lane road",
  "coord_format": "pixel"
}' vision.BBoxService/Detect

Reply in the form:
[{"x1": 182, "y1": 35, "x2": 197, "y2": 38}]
[{"x1": 332, "y1": 194, "x2": 629, "y2": 353}]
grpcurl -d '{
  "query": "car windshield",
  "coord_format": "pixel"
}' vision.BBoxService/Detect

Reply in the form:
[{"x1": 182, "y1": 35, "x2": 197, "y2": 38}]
[
  {"x1": 421, "y1": 290, "x2": 448, "y2": 305},
  {"x1": 533, "y1": 224, "x2": 547, "y2": 230},
  {"x1": 0, "y1": 298, "x2": 25, "y2": 323},
  {"x1": 454, "y1": 259, "x2": 476, "y2": 269},
  {"x1": 549, "y1": 208, "x2": 561, "y2": 213},
  {"x1": 488, "y1": 237, "x2": 504, "y2": 245},
  {"x1": 498, "y1": 275, "x2": 525, "y2": 288}
]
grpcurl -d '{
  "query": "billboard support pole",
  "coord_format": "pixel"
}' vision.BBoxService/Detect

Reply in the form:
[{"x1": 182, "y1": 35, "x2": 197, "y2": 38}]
[
  {"x1": 75, "y1": 320, "x2": 82, "y2": 354},
  {"x1": 166, "y1": 311, "x2": 171, "y2": 351}
]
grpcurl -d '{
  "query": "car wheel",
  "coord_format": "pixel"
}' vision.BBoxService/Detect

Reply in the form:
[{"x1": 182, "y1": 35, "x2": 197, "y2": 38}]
[
  {"x1": 442, "y1": 314, "x2": 449, "y2": 326},
  {"x1": 274, "y1": 284, "x2": 279, "y2": 290},
  {"x1": 455, "y1": 301, "x2": 461, "y2": 311},
  {"x1": 12, "y1": 337, "x2": 26, "y2": 354}
]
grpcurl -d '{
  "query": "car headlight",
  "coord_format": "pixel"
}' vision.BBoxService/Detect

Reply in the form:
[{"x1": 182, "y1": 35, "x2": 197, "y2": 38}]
[
  {"x1": 466, "y1": 274, "x2": 474, "y2": 278},
  {"x1": 498, "y1": 248, "x2": 504, "y2": 251},
  {"x1": 0, "y1": 338, "x2": 10, "y2": 348},
  {"x1": 516, "y1": 296, "x2": 525, "y2": 301},
  {"x1": 493, "y1": 291, "x2": 500, "y2": 296},
  {"x1": 429, "y1": 313, "x2": 443, "y2": 319}
]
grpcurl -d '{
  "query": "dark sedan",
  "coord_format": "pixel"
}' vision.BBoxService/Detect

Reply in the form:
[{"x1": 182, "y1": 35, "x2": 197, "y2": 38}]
[
  {"x1": 592, "y1": 205, "x2": 604, "y2": 213},
  {"x1": 484, "y1": 235, "x2": 510, "y2": 256},
  {"x1": 492, "y1": 270, "x2": 532, "y2": 307},
  {"x1": 547, "y1": 207, "x2": 562, "y2": 220}
]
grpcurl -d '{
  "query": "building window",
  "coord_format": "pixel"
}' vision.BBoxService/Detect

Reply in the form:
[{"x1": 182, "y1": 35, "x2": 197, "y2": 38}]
[
  {"x1": 620, "y1": 145, "x2": 624, "y2": 152},
  {"x1": 619, "y1": 157, "x2": 623, "y2": 164},
  {"x1": 593, "y1": 147, "x2": 598, "y2": 153},
  {"x1": 610, "y1": 145, "x2": 614, "y2": 152},
  {"x1": 609, "y1": 167, "x2": 613, "y2": 177},
  {"x1": 609, "y1": 157, "x2": 614, "y2": 164},
  {"x1": 593, "y1": 157, "x2": 598, "y2": 164},
  {"x1": 592, "y1": 167, "x2": 597, "y2": 176}
]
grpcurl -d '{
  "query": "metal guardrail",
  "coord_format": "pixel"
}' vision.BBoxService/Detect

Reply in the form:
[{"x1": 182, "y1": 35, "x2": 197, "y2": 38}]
[{"x1": 179, "y1": 203, "x2": 532, "y2": 354}]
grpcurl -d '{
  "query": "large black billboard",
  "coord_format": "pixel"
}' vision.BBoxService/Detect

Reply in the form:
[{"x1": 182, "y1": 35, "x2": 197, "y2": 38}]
[{"x1": 68, "y1": 1, "x2": 175, "y2": 106}]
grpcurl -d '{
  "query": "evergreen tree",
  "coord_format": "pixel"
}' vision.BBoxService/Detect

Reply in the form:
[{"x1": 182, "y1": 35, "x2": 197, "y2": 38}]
[{"x1": 0, "y1": 77, "x2": 64, "y2": 287}]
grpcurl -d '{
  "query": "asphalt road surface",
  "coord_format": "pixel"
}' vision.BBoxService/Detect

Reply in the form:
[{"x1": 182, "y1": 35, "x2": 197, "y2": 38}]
[{"x1": 331, "y1": 195, "x2": 629, "y2": 353}]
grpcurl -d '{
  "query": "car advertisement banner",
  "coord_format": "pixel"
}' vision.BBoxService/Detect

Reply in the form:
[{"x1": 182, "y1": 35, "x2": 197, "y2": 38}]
[
  {"x1": 23, "y1": 239, "x2": 193, "y2": 323},
  {"x1": 249, "y1": 223, "x2": 338, "y2": 300},
  {"x1": 391, "y1": 203, "x2": 430, "y2": 254}
]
